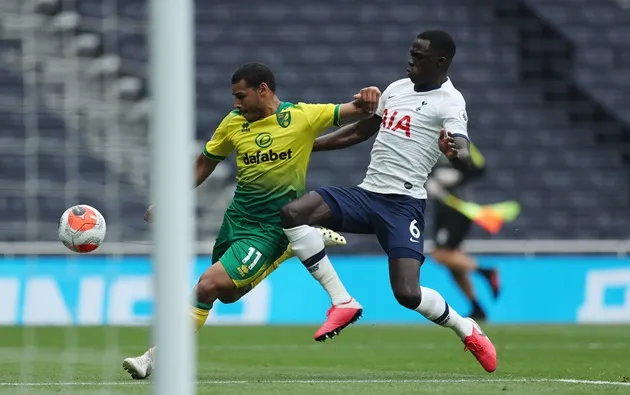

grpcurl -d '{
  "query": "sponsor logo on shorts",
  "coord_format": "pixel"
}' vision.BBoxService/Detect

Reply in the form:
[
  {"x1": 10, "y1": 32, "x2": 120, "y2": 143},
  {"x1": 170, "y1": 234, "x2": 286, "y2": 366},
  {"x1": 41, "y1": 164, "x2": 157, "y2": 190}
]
[
  {"x1": 242, "y1": 148, "x2": 294, "y2": 165},
  {"x1": 237, "y1": 264, "x2": 249, "y2": 277}
]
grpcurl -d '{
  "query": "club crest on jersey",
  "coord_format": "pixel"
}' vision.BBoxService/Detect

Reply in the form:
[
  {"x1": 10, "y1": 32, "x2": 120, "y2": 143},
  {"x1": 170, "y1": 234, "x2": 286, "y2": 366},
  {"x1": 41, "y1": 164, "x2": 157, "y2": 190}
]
[
  {"x1": 459, "y1": 109, "x2": 468, "y2": 123},
  {"x1": 276, "y1": 111, "x2": 291, "y2": 128},
  {"x1": 416, "y1": 100, "x2": 428, "y2": 112},
  {"x1": 255, "y1": 132, "x2": 273, "y2": 149}
]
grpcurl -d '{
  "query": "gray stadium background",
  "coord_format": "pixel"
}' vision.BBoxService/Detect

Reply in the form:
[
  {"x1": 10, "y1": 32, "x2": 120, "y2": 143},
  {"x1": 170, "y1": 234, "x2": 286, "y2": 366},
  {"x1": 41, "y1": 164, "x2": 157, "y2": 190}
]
[{"x1": 0, "y1": 0, "x2": 628, "y2": 254}]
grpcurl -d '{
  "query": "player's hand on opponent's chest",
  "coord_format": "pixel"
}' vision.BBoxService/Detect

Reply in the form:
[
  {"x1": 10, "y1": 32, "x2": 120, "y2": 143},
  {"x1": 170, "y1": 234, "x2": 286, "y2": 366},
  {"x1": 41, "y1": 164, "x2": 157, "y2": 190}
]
[
  {"x1": 439, "y1": 129, "x2": 458, "y2": 159},
  {"x1": 352, "y1": 86, "x2": 381, "y2": 114}
]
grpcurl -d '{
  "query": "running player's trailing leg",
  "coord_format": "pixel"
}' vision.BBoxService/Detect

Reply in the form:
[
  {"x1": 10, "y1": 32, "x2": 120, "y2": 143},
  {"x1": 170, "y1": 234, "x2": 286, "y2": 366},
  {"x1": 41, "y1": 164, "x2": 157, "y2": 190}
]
[
  {"x1": 432, "y1": 246, "x2": 501, "y2": 319},
  {"x1": 390, "y1": 257, "x2": 497, "y2": 373},
  {"x1": 122, "y1": 346, "x2": 155, "y2": 380},
  {"x1": 280, "y1": 193, "x2": 363, "y2": 342},
  {"x1": 430, "y1": 201, "x2": 501, "y2": 319},
  {"x1": 122, "y1": 260, "x2": 232, "y2": 379},
  {"x1": 122, "y1": 226, "x2": 349, "y2": 379},
  {"x1": 353, "y1": 184, "x2": 496, "y2": 373},
  {"x1": 477, "y1": 266, "x2": 500, "y2": 299},
  {"x1": 123, "y1": 225, "x2": 289, "y2": 380},
  {"x1": 448, "y1": 267, "x2": 487, "y2": 320}
]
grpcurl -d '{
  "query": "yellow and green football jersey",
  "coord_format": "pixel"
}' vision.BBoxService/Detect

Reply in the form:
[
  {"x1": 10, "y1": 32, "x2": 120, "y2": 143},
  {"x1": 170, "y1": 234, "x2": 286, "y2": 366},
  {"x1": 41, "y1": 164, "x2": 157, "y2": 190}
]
[{"x1": 203, "y1": 101, "x2": 341, "y2": 224}]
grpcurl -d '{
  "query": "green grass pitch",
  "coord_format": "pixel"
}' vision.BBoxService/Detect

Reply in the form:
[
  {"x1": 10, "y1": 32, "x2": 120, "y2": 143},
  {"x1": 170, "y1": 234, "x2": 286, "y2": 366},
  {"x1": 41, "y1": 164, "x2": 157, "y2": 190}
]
[{"x1": 0, "y1": 325, "x2": 628, "y2": 394}]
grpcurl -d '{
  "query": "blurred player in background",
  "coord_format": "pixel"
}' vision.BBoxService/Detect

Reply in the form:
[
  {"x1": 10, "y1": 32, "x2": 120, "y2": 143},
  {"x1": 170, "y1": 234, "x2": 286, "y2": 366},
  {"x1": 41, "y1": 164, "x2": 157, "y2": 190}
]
[
  {"x1": 247, "y1": 30, "x2": 498, "y2": 373},
  {"x1": 122, "y1": 62, "x2": 380, "y2": 379},
  {"x1": 426, "y1": 149, "x2": 501, "y2": 321}
]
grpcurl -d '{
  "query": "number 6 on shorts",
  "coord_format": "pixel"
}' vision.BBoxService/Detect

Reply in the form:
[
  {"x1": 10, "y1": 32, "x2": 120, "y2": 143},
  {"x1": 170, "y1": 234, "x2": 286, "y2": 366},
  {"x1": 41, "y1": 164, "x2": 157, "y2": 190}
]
[
  {"x1": 409, "y1": 219, "x2": 421, "y2": 238},
  {"x1": 409, "y1": 219, "x2": 422, "y2": 243}
]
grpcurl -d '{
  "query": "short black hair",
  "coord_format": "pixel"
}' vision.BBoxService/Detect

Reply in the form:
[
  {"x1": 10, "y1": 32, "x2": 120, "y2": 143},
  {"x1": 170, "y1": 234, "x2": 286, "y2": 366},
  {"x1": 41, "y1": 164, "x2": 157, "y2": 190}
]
[
  {"x1": 231, "y1": 62, "x2": 276, "y2": 92},
  {"x1": 417, "y1": 30, "x2": 456, "y2": 59}
]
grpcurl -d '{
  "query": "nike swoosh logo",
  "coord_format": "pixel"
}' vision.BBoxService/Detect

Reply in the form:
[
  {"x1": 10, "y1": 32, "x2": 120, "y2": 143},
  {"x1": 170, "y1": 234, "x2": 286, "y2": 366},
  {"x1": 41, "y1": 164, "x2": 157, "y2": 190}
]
[
  {"x1": 409, "y1": 238, "x2": 420, "y2": 243},
  {"x1": 469, "y1": 319, "x2": 487, "y2": 337}
]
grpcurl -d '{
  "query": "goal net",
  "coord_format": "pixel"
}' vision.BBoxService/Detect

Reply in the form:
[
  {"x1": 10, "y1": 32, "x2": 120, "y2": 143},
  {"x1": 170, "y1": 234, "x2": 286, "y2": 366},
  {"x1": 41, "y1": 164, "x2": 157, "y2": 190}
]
[{"x1": 0, "y1": 0, "x2": 206, "y2": 392}]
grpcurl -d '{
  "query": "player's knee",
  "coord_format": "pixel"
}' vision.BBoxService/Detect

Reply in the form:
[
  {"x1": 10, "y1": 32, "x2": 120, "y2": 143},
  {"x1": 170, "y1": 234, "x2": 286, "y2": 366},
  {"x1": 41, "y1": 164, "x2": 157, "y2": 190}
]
[
  {"x1": 392, "y1": 284, "x2": 422, "y2": 310},
  {"x1": 194, "y1": 274, "x2": 220, "y2": 304},
  {"x1": 217, "y1": 287, "x2": 247, "y2": 304},
  {"x1": 217, "y1": 293, "x2": 240, "y2": 304},
  {"x1": 280, "y1": 201, "x2": 307, "y2": 228},
  {"x1": 431, "y1": 248, "x2": 452, "y2": 263}
]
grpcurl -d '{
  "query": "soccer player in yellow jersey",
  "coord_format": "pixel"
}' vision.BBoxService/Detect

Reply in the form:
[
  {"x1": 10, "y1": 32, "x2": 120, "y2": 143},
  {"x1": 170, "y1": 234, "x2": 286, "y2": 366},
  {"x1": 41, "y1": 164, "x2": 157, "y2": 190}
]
[{"x1": 122, "y1": 62, "x2": 380, "y2": 379}]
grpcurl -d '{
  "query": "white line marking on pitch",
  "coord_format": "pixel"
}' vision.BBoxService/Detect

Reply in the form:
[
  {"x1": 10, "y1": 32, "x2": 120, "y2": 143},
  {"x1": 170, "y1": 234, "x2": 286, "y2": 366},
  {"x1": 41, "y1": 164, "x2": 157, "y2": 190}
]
[{"x1": 0, "y1": 378, "x2": 628, "y2": 387}]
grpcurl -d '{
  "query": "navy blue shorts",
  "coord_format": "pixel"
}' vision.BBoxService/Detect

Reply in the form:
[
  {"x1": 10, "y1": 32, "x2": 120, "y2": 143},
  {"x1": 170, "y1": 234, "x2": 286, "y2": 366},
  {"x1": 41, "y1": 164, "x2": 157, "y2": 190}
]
[{"x1": 315, "y1": 186, "x2": 427, "y2": 263}]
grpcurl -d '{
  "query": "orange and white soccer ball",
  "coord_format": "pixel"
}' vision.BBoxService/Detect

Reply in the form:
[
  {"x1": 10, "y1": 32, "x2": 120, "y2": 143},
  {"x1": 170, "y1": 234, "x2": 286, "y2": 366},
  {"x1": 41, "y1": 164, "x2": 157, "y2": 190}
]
[{"x1": 58, "y1": 205, "x2": 107, "y2": 253}]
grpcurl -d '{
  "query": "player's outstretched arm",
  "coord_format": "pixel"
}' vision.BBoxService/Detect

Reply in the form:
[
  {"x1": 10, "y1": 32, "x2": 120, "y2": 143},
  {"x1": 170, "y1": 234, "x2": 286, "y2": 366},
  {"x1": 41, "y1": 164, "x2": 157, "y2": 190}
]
[
  {"x1": 438, "y1": 129, "x2": 474, "y2": 172},
  {"x1": 336, "y1": 86, "x2": 381, "y2": 124},
  {"x1": 313, "y1": 116, "x2": 382, "y2": 152}
]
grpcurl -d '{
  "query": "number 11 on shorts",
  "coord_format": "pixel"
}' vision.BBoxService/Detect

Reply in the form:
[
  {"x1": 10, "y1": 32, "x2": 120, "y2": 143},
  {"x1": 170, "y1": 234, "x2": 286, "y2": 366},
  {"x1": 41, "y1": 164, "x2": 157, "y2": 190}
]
[{"x1": 242, "y1": 247, "x2": 262, "y2": 270}]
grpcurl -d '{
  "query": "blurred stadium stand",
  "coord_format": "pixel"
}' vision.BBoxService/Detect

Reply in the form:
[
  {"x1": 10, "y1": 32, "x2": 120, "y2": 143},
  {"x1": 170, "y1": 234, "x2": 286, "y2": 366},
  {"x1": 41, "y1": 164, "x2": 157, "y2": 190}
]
[{"x1": 0, "y1": 0, "x2": 628, "y2": 252}]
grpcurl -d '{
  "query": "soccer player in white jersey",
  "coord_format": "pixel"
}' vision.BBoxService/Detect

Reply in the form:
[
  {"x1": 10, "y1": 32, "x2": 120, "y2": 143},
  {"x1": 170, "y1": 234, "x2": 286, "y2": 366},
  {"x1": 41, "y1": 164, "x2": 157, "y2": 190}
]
[{"x1": 278, "y1": 30, "x2": 497, "y2": 373}]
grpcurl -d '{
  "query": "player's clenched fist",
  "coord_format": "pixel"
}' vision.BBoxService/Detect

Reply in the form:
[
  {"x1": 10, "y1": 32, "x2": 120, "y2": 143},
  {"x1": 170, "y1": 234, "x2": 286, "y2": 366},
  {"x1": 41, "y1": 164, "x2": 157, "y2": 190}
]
[{"x1": 353, "y1": 86, "x2": 381, "y2": 114}]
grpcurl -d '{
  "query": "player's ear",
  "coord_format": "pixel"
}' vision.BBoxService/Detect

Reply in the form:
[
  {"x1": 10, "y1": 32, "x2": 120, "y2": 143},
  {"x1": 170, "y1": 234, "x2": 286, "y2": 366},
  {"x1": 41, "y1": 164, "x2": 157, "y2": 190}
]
[
  {"x1": 257, "y1": 82, "x2": 270, "y2": 96},
  {"x1": 437, "y1": 56, "x2": 447, "y2": 67}
]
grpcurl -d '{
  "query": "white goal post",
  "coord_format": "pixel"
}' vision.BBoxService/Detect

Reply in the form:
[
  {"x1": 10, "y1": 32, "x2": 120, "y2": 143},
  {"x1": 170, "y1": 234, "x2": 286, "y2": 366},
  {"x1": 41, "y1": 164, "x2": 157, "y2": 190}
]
[{"x1": 149, "y1": 0, "x2": 195, "y2": 394}]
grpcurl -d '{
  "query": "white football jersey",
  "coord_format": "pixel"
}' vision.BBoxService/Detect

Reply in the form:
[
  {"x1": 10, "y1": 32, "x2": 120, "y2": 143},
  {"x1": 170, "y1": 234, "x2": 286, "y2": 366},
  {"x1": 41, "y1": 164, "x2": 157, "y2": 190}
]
[{"x1": 358, "y1": 77, "x2": 469, "y2": 199}]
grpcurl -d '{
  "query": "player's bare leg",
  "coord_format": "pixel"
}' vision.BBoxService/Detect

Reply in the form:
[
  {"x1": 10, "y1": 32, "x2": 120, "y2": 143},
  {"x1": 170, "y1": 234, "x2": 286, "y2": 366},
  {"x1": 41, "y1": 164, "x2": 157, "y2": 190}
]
[
  {"x1": 390, "y1": 257, "x2": 497, "y2": 373},
  {"x1": 432, "y1": 248, "x2": 500, "y2": 317},
  {"x1": 122, "y1": 227, "x2": 348, "y2": 378},
  {"x1": 122, "y1": 262, "x2": 236, "y2": 379},
  {"x1": 448, "y1": 267, "x2": 487, "y2": 320},
  {"x1": 432, "y1": 247, "x2": 485, "y2": 318},
  {"x1": 280, "y1": 192, "x2": 362, "y2": 341}
]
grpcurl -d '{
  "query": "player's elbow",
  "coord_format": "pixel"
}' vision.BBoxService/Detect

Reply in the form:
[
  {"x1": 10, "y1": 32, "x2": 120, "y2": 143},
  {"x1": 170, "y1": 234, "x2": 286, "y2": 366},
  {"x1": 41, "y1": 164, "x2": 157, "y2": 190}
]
[
  {"x1": 355, "y1": 116, "x2": 381, "y2": 141},
  {"x1": 312, "y1": 139, "x2": 326, "y2": 152},
  {"x1": 451, "y1": 150, "x2": 474, "y2": 172},
  {"x1": 457, "y1": 150, "x2": 472, "y2": 165}
]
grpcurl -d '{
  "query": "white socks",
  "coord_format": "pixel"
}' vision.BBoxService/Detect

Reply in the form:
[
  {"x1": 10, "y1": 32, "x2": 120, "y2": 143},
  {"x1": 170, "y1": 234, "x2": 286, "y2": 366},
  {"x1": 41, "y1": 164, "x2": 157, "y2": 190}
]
[
  {"x1": 284, "y1": 225, "x2": 352, "y2": 305},
  {"x1": 415, "y1": 286, "x2": 473, "y2": 339},
  {"x1": 284, "y1": 226, "x2": 471, "y2": 340}
]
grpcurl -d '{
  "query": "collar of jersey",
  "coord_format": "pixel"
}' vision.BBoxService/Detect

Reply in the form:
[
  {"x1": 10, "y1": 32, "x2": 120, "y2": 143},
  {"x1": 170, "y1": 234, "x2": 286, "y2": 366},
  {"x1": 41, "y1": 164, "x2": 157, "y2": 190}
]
[
  {"x1": 413, "y1": 77, "x2": 448, "y2": 92},
  {"x1": 235, "y1": 101, "x2": 293, "y2": 124},
  {"x1": 276, "y1": 101, "x2": 294, "y2": 113}
]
